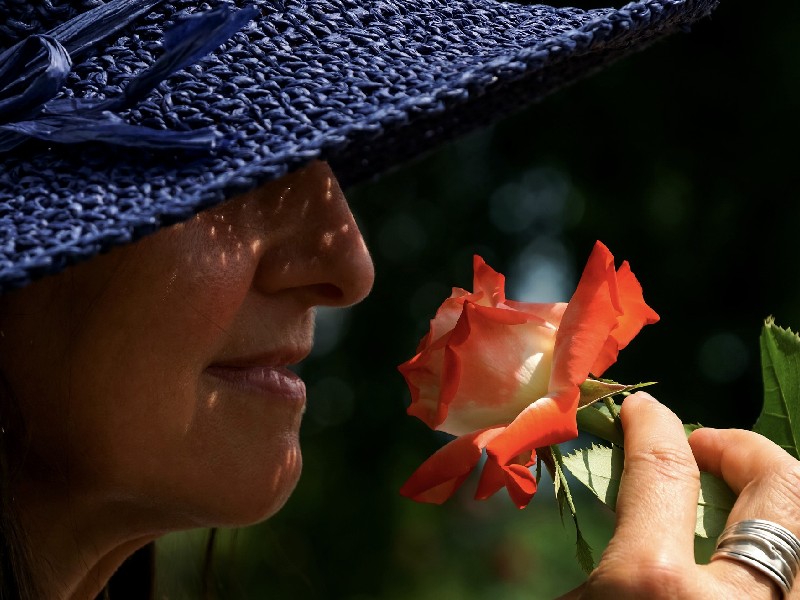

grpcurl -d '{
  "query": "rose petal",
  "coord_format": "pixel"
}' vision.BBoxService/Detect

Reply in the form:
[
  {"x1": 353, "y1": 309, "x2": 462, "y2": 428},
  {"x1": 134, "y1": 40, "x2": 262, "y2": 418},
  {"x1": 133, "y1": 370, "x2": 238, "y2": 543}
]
[
  {"x1": 486, "y1": 393, "x2": 579, "y2": 465},
  {"x1": 504, "y1": 463, "x2": 538, "y2": 508},
  {"x1": 475, "y1": 453, "x2": 538, "y2": 508},
  {"x1": 426, "y1": 293, "x2": 472, "y2": 347},
  {"x1": 505, "y1": 299, "x2": 567, "y2": 328},
  {"x1": 488, "y1": 242, "x2": 648, "y2": 463},
  {"x1": 400, "y1": 328, "x2": 457, "y2": 428},
  {"x1": 473, "y1": 255, "x2": 506, "y2": 306},
  {"x1": 436, "y1": 302, "x2": 556, "y2": 436},
  {"x1": 475, "y1": 454, "x2": 507, "y2": 500},
  {"x1": 591, "y1": 260, "x2": 660, "y2": 375},
  {"x1": 400, "y1": 427, "x2": 505, "y2": 504},
  {"x1": 549, "y1": 241, "x2": 622, "y2": 389},
  {"x1": 401, "y1": 241, "x2": 658, "y2": 508}
]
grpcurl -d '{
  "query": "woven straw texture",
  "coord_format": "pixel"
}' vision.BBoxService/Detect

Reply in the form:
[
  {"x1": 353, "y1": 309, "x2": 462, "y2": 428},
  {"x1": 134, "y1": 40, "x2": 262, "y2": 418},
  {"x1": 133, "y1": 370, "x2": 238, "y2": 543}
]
[{"x1": 0, "y1": 0, "x2": 718, "y2": 291}]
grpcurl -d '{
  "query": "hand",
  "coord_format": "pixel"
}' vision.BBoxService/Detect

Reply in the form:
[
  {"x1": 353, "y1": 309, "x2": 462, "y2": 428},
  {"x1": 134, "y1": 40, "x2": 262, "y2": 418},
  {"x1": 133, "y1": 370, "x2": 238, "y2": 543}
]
[{"x1": 557, "y1": 391, "x2": 800, "y2": 600}]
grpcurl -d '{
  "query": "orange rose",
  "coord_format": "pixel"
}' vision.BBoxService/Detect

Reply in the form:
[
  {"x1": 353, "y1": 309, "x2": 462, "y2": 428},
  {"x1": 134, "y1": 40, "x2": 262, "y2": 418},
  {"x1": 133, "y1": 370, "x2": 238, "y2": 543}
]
[{"x1": 399, "y1": 241, "x2": 659, "y2": 508}]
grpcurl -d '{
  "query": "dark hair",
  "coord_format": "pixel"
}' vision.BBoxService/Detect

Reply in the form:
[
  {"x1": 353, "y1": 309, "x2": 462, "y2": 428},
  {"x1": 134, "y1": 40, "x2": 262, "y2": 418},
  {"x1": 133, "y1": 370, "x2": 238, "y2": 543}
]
[
  {"x1": 0, "y1": 374, "x2": 37, "y2": 599},
  {"x1": 0, "y1": 501, "x2": 36, "y2": 599},
  {"x1": 0, "y1": 376, "x2": 157, "y2": 600},
  {"x1": 104, "y1": 544, "x2": 155, "y2": 600}
]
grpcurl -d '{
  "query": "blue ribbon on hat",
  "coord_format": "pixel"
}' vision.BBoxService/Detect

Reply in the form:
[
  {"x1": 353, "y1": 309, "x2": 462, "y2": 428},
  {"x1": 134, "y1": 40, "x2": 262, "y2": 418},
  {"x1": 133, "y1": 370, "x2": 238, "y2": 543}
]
[{"x1": 0, "y1": 0, "x2": 258, "y2": 153}]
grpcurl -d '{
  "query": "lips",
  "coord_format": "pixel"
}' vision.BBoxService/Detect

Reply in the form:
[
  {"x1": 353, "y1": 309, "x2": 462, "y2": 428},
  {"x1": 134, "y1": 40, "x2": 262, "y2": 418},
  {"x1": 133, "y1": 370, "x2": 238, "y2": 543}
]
[{"x1": 205, "y1": 349, "x2": 310, "y2": 401}]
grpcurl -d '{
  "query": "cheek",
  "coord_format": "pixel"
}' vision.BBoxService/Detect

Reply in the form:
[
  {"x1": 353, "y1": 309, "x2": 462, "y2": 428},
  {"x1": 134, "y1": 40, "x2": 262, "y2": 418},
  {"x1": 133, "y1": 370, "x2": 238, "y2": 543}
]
[
  {"x1": 65, "y1": 286, "x2": 303, "y2": 523},
  {"x1": 50, "y1": 298, "x2": 305, "y2": 526},
  {"x1": 1, "y1": 222, "x2": 302, "y2": 526}
]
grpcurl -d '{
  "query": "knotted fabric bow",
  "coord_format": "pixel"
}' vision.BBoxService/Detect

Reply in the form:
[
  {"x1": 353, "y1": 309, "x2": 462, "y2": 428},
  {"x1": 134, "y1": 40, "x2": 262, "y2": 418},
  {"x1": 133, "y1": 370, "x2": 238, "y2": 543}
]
[{"x1": 0, "y1": 0, "x2": 258, "y2": 152}]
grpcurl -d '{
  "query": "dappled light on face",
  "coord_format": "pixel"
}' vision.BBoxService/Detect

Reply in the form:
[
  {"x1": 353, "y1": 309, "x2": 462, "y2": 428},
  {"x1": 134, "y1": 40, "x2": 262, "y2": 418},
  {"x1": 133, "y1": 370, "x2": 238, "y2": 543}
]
[
  {"x1": 274, "y1": 186, "x2": 290, "y2": 214},
  {"x1": 186, "y1": 390, "x2": 221, "y2": 434},
  {"x1": 206, "y1": 390, "x2": 220, "y2": 410},
  {"x1": 150, "y1": 160, "x2": 372, "y2": 312},
  {"x1": 270, "y1": 445, "x2": 301, "y2": 490},
  {"x1": 163, "y1": 269, "x2": 180, "y2": 298},
  {"x1": 258, "y1": 442, "x2": 303, "y2": 520}
]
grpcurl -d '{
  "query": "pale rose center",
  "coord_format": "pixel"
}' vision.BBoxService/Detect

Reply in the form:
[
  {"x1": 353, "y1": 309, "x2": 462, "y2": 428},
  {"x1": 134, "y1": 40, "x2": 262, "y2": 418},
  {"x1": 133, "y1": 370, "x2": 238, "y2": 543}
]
[{"x1": 437, "y1": 329, "x2": 555, "y2": 436}]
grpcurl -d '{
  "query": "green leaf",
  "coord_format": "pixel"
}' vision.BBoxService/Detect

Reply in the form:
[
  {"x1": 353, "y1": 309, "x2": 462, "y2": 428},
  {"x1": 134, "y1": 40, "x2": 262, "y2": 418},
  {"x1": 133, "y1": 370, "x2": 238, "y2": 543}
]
[
  {"x1": 753, "y1": 317, "x2": 800, "y2": 459},
  {"x1": 561, "y1": 444, "x2": 623, "y2": 509},
  {"x1": 695, "y1": 471, "x2": 736, "y2": 538},
  {"x1": 561, "y1": 444, "x2": 734, "y2": 539},
  {"x1": 550, "y1": 445, "x2": 595, "y2": 574}
]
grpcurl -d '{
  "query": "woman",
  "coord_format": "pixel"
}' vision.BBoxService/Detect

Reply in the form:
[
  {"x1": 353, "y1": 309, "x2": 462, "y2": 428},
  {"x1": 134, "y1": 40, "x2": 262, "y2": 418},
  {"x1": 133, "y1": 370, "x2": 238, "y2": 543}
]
[
  {"x1": 0, "y1": 160, "x2": 374, "y2": 598},
  {"x1": 1, "y1": 0, "x2": 798, "y2": 598}
]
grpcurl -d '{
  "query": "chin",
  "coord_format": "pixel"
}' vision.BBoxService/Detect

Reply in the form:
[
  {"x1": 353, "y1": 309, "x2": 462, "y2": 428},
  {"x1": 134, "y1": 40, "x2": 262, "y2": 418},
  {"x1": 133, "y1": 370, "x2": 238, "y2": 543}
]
[
  {"x1": 206, "y1": 443, "x2": 304, "y2": 527},
  {"x1": 250, "y1": 449, "x2": 303, "y2": 523}
]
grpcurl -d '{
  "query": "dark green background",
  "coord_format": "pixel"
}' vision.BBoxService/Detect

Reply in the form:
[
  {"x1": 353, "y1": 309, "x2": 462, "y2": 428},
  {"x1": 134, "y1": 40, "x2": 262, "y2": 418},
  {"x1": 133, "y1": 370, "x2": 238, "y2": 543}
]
[{"x1": 157, "y1": 1, "x2": 800, "y2": 597}]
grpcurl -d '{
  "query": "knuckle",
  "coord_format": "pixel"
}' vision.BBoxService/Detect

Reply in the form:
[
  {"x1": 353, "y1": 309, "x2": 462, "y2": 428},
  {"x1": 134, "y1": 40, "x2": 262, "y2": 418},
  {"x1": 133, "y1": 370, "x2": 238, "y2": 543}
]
[
  {"x1": 779, "y1": 462, "x2": 800, "y2": 497},
  {"x1": 763, "y1": 463, "x2": 800, "y2": 518},
  {"x1": 626, "y1": 441, "x2": 699, "y2": 485}
]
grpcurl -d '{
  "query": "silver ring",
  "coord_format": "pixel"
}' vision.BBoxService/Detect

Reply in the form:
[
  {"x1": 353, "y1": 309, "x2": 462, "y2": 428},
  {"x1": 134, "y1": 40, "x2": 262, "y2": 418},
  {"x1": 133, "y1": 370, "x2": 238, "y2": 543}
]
[{"x1": 711, "y1": 519, "x2": 800, "y2": 597}]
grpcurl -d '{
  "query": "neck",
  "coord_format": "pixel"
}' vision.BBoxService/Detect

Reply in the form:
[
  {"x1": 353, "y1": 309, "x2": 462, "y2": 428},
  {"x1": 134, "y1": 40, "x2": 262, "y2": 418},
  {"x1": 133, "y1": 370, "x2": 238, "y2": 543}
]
[{"x1": 15, "y1": 481, "x2": 160, "y2": 600}]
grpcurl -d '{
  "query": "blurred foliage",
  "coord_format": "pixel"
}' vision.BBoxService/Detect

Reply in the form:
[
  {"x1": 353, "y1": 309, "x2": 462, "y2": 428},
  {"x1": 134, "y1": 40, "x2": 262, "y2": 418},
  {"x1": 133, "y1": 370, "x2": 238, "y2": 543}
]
[{"x1": 157, "y1": 0, "x2": 800, "y2": 597}]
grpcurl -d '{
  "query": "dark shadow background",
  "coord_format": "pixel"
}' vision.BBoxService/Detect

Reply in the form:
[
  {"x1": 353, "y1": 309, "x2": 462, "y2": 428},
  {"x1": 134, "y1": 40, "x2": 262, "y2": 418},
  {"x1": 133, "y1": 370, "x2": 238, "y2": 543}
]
[{"x1": 157, "y1": 0, "x2": 800, "y2": 597}]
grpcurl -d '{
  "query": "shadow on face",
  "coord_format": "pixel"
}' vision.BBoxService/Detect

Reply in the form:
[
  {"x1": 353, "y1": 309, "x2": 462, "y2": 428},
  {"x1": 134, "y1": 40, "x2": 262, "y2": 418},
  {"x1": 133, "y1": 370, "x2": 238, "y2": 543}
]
[{"x1": 0, "y1": 160, "x2": 374, "y2": 530}]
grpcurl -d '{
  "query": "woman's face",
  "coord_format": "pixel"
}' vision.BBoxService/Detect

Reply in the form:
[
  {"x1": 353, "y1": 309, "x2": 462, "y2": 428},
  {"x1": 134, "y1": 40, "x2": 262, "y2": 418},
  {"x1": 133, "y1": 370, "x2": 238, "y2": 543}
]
[{"x1": 0, "y1": 161, "x2": 374, "y2": 529}]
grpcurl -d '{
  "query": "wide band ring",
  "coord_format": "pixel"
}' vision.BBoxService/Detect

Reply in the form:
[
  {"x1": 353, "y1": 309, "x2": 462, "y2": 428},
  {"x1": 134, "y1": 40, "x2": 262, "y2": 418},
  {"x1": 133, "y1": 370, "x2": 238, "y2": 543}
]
[{"x1": 711, "y1": 519, "x2": 800, "y2": 597}]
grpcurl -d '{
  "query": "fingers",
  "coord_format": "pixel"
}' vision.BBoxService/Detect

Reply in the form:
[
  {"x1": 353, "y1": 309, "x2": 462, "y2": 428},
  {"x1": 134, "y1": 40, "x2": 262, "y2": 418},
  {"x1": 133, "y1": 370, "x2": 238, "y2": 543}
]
[
  {"x1": 690, "y1": 427, "x2": 799, "y2": 496},
  {"x1": 689, "y1": 428, "x2": 800, "y2": 599},
  {"x1": 609, "y1": 392, "x2": 700, "y2": 562},
  {"x1": 575, "y1": 397, "x2": 800, "y2": 600},
  {"x1": 583, "y1": 393, "x2": 701, "y2": 598},
  {"x1": 690, "y1": 427, "x2": 800, "y2": 536}
]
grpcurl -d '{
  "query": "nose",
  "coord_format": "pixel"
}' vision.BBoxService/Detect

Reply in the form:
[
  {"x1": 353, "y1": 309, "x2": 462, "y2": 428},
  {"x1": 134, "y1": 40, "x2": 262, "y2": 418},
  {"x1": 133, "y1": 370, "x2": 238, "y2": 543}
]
[{"x1": 247, "y1": 161, "x2": 375, "y2": 307}]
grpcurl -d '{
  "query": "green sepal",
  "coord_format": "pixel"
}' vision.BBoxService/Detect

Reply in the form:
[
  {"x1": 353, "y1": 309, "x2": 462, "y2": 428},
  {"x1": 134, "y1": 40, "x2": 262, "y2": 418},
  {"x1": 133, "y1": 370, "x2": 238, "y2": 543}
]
[
  {"x1": 578, "y1": 378, "x2": 656, "y2": 409},
  {"x1": 575, "y1": 404, "x2": 623, "y2": 447},
  {"x1": 753, "y1": 317, "x2": 800, "y2": 459},
  {"x1": 684, "y1": 422, "x2": 703, "y2": 436}
]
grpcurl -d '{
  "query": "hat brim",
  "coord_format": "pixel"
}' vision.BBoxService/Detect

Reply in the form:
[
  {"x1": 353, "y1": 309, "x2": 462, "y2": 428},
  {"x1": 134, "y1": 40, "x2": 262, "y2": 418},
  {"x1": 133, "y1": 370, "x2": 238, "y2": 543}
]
[{"x1": 0, "y1": 0, "x2": 718, "y2": 291}]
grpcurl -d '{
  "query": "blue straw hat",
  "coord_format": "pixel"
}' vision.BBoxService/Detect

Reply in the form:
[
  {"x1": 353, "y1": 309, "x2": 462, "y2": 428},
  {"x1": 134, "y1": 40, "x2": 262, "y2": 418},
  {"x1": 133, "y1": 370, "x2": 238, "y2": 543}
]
[{"x1": 0, "y1": 0, "x2": 718, "y2": 292}]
